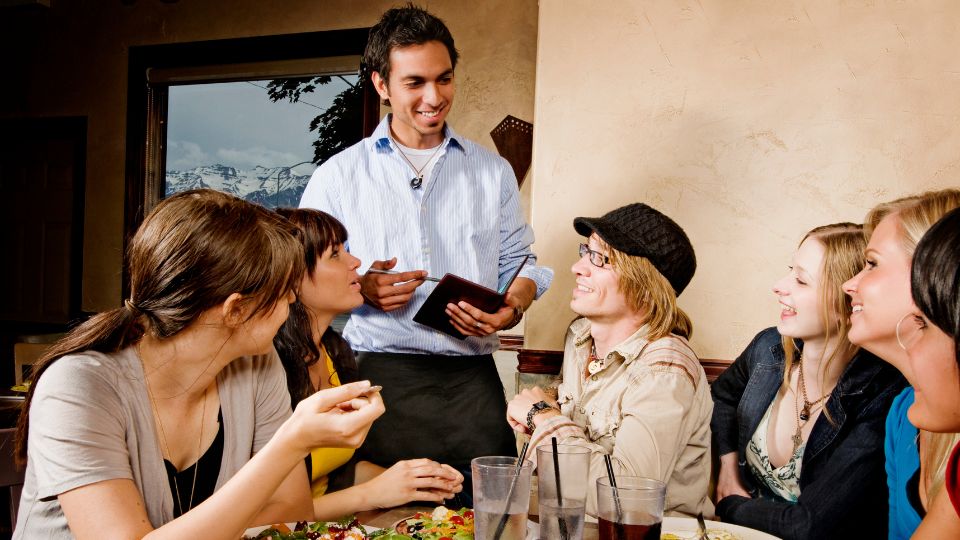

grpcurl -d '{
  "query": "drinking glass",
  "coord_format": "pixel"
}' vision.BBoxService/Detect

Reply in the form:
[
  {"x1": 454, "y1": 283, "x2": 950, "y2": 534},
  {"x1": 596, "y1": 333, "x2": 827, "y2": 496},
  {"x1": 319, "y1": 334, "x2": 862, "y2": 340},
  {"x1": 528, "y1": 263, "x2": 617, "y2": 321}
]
[
  {"x1": 472, "y1": 456, "x2": 534, "y2": 540},
  {"x1": 596, "y1": 476, "x2": 665, "y2": 540},
  {"x1": 537, "y1": 445, "x2": 590, "y2": 540}
]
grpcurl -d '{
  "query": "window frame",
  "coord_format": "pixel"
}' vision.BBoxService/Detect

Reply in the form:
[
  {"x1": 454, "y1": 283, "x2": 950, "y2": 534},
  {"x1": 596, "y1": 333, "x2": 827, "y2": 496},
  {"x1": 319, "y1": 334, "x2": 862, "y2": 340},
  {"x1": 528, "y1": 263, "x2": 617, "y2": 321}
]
[{"x1": 123, "y1": 29, "x2": 379, "y2": 297}]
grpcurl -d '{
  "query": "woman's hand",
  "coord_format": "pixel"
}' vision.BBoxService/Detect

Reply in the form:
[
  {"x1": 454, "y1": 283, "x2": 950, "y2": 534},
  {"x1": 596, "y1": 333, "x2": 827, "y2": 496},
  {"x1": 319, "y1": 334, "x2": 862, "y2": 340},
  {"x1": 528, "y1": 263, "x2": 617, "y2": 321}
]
[
  {"x1": 281, "y1": 381, "x2": 385, "y2": 455},
  {"x1": 716, "y1": 452, "x2": 751, "y2": 501},
  {"x1": 506, "y1": 387, "x2": 559, "y2": 434},
  {"x1": 363, "y1": 459, "x2": 464, "y2": 509}
]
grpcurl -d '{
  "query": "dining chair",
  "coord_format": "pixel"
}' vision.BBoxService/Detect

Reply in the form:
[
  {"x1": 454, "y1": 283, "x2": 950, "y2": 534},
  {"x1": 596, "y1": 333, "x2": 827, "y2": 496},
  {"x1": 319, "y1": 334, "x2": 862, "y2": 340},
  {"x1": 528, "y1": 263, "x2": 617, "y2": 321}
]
[
  {"x1": 13, "y1": 343, "x2": 49, "y2": 385},
  {"x1": 0, "y1": 428, "x2": 23, "y2": 533}
]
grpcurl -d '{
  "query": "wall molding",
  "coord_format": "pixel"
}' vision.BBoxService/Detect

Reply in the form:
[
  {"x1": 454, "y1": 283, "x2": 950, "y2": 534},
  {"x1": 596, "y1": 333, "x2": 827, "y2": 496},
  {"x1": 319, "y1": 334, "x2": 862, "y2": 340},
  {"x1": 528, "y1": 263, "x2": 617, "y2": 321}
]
[{"x1": 511, "y1": 344, "x2": 733, "y2": 382}]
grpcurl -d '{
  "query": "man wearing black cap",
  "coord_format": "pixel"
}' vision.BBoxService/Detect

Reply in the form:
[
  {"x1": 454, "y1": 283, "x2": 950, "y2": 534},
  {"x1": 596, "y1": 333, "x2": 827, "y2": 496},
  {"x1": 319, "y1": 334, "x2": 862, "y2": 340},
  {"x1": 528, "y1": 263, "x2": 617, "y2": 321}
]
[{"x1": 506, "y1": 203, "x2": 714, "y2": 518}]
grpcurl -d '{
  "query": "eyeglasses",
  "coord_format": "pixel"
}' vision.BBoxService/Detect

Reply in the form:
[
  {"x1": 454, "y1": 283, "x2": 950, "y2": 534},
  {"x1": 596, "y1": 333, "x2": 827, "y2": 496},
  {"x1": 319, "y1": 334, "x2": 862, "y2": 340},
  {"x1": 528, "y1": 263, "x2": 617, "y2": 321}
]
[
  {"x1": 896, "y1": 312, "x2": 927, "y2": 351},
  {"x1": 578, "y1": 243, "x2": 610, "y2": 268}
]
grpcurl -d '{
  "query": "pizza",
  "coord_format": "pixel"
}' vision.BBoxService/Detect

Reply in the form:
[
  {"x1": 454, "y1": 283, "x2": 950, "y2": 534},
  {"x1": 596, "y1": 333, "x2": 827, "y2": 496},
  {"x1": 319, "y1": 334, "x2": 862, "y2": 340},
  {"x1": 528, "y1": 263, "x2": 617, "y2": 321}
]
[{"x1": 391, "y1": 506, "x2": 474, "y2": 540}]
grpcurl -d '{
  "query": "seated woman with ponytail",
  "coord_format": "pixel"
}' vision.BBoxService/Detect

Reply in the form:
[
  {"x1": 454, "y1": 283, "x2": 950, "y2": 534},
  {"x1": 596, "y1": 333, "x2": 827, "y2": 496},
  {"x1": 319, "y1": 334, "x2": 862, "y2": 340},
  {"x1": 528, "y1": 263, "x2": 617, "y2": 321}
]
[{"x1": 13, "y1": 189, "x2": 384, "y2": 539}]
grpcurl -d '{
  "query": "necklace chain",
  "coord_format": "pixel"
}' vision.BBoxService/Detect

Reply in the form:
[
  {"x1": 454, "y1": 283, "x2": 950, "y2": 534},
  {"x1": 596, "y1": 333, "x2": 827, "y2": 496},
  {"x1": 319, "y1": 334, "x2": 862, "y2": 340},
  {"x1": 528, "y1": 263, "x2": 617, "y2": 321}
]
[
  {"x1": 798, "y1": 358, "x2": 831, "y2": 419},
  {"x1": 394, "y1": 141, "x2": 443, "y2": 186},
  {"x1": 791, "y1": 358, "x2": 831, "y2": 450},
  {"x1": 139, "y1": 342, "x2": 207, "y2": 517}
]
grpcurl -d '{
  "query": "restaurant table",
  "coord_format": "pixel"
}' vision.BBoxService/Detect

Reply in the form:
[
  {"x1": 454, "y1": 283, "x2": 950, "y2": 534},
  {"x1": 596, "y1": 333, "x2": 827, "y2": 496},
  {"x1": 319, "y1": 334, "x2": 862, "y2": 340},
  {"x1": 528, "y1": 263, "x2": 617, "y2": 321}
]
[
  {"x1": 356, "y1": 504, "x2": 601, "y2": 539},
  {"x1": 356, "y1": 505, "x2": 781, "y2": 539}
]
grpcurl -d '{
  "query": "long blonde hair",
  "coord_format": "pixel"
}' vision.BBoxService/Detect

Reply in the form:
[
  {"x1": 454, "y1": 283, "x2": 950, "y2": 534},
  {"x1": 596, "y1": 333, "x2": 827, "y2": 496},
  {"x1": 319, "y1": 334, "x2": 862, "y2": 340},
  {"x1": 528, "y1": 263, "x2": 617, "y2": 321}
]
[
  {"x1": 780, "y1": 223, "x2": 865, "y2": 422},
  {"x1": 605, "y1": 242, "x2": 693, "y2": 341},
  {"x1": 866, "y1": 188, "x2": 960, "y2": 503}
]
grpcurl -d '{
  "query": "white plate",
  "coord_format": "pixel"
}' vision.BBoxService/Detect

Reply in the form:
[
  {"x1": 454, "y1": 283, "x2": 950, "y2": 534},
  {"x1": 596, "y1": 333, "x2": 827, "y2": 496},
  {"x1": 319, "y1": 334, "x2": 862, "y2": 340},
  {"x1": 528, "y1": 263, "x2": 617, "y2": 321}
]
[
  {"x1": 242, "y1": 522, "x2": 378, "y2": 537},
  {"x1": 663, "y1": 516, "x2": 782, "y2": 540}
]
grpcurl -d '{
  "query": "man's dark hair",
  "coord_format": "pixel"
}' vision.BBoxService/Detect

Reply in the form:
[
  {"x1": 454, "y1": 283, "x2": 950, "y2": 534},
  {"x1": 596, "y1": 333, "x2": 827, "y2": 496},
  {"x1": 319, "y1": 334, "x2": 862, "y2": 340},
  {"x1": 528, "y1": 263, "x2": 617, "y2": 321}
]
[
  {"x1": 911, "y1": 206, "x2": 960, "y2": 365},
  {"x1": 363, "y1": 3, "x2": 459, "y2": 83}
]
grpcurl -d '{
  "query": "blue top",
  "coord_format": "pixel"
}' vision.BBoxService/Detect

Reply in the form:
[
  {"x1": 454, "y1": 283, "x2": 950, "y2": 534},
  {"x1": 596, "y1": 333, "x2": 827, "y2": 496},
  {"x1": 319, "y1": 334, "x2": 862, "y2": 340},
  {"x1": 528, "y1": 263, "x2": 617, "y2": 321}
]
[
  {"x1": 300, "y1": 115, "x2": 553, "y2": 356},
  {"x1": 886, "y1": 386, "x2": 922, "y2": 539},
  {"x1": 711, "y1": 328, "x2": 907, "y2": 540}
]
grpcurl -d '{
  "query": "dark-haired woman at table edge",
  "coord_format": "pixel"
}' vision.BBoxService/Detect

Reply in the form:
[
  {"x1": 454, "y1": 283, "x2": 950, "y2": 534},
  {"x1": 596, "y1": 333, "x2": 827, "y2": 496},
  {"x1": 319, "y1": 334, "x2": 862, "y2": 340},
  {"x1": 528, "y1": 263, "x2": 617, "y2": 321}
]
[{"x1": 273, "y1": 208, "x2": 463, "y2": 520}]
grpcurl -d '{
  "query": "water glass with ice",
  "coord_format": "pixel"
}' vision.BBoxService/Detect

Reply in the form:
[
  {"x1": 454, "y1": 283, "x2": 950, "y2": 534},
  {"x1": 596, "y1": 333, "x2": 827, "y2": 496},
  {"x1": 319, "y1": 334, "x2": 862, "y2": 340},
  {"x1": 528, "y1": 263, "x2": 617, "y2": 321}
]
[
  {"x1": 472, "y1": 455, "x2": 534, "y2": 540},
  {"x1": 537, "y1": 444, "x2": 590, "y2": 540}
]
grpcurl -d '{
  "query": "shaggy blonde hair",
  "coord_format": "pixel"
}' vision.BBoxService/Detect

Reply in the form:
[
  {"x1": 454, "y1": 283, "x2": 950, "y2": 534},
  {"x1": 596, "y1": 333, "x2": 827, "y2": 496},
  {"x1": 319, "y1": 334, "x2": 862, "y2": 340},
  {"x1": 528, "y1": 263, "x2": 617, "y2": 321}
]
[
  {"x1": 780, "y1": 223, "x2": 865, "y2": 424},
  {"x1": 601, "y1": 238, "x2": 694, "y2": 341}
]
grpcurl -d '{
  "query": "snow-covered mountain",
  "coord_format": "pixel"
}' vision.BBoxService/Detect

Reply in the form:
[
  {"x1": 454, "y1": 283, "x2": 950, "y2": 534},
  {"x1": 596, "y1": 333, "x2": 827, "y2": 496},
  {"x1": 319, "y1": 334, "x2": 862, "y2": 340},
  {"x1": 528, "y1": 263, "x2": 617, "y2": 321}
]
[{"x1": 165, "y1": 164, "x2": 313, "y2": 208}]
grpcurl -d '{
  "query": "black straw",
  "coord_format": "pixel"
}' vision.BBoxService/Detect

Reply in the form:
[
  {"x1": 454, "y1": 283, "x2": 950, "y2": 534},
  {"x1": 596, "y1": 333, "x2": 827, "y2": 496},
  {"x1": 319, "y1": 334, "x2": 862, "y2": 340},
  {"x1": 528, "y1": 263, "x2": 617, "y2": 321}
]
[
  {"x1": 552, "y1": 438, "x2": 569, "y2": 540},
  {"x1": 493, "y1": 442, "x2": 529, "y2": 540},
  {"x1": 604, "y1": 454, "x2": 625, "y2": 540}
]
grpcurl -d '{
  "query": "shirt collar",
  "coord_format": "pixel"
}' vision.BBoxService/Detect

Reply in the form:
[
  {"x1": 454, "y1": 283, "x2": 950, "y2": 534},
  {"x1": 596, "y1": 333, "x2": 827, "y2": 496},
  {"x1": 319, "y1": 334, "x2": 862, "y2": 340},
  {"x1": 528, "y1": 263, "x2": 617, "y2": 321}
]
[
  {"x1": 371, "y1": 114, "x2": 466, "y2": 154},
  {"x1": 571, "y1": 317, "x2": 653, "y2": 365}
]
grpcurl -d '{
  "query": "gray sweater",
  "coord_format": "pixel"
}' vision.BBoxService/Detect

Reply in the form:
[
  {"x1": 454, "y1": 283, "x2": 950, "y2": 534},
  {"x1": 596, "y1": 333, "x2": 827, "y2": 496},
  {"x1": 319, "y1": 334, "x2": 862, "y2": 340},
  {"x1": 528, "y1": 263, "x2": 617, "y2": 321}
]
[{"x1": 13, "y1": 346, "x2": 291, "y2": 539}]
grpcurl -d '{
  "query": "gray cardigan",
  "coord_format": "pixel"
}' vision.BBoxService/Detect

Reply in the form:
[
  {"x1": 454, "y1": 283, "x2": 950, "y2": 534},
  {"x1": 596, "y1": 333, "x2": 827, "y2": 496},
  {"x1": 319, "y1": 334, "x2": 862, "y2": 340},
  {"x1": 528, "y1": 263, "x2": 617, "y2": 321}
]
[{"x1": 13, "y1": 346, "x2": 291, "y2": 539}]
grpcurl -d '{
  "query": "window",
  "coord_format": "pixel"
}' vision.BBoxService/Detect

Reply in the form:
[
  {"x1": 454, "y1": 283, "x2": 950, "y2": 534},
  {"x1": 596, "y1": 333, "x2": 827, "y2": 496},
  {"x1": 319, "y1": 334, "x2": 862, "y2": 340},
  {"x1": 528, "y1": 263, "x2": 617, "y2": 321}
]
[
  {"x1": 124, "y1": 29, "x2": 378, "y2": 296},
  {"x1": 164, "y1": 74, "x2": 359, "y2": 208}
]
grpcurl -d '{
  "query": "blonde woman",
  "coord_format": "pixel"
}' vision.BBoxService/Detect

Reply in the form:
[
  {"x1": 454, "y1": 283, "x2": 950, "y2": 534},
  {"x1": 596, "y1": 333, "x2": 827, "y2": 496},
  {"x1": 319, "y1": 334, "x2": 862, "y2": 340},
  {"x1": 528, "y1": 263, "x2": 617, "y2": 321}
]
[
  {"x1": 842, "y1": 188, "x2": 960, "y2": 538},
  {"x1": 506, "y1": 203, "x2": 713, "y2": 518},
  {"x1": 711, "y1": 223, "x2": 905, "y2": 539}
]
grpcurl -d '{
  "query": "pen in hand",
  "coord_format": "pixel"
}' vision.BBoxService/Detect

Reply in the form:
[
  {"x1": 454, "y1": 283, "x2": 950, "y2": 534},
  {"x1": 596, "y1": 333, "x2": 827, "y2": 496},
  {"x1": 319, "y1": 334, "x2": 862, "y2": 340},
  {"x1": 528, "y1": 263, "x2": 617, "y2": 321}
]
[{"x1": 366, "y1": 268, "x2": 441, "y2": 283}]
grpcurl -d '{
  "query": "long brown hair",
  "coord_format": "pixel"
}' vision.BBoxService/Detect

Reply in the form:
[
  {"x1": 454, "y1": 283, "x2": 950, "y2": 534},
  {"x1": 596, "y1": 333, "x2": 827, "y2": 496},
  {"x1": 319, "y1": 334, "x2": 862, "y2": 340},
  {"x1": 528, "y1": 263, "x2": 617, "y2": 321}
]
[
  {"x1": 273, "y1": 208, "x2": 358, "y2": 409},
  {"x1": 780, "y1": 223, "x2": 865, "y2": 413},
  {"x1": 15, "y1": 189, "x2": 305, "y2": 461}
]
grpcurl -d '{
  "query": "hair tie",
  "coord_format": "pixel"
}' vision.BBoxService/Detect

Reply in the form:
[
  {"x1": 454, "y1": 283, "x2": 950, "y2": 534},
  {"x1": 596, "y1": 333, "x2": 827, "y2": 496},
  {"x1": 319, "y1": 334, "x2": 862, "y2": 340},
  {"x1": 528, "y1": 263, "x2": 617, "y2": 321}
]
[{"x1": 124, "y1": 298, "x2": 141, "y2": 314}]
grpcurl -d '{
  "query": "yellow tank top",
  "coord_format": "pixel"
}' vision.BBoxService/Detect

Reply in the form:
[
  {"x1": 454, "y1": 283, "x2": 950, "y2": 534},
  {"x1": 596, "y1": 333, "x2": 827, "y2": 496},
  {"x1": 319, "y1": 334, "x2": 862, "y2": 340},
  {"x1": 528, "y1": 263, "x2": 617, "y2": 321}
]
[{"x1": 309, "y1": 347, "x2": 355, "y2": 497}]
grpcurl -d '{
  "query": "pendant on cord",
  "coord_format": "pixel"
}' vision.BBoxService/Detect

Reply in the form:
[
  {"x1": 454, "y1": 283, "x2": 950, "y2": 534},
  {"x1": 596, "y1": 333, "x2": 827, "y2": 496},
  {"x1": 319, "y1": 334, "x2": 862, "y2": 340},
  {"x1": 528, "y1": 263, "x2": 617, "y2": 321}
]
[
  {"x1": 587, "y1": 358, "x2": 604, "y2": 375},
  {"x1": 410, "y1": 176, "x2": 423, "y2": 189},
  {"x1": 799, "y1": 405, "x2": 811, "y2": 421}
]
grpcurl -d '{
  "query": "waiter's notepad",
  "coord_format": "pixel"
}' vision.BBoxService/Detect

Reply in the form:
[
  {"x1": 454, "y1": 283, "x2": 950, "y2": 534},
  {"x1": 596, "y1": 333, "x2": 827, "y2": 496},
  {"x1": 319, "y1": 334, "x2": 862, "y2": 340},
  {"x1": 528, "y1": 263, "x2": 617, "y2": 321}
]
[{"x1": 413, "y1": 255, "x2": 530, "y2": 339}]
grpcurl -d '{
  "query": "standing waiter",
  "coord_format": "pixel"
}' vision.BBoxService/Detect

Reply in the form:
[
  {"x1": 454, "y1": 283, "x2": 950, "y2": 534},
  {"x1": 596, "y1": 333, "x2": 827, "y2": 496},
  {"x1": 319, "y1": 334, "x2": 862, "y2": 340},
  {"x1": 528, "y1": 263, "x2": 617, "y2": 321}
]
[{"x1": 299, "y1": 4, "x2": 553, "y2": 492}]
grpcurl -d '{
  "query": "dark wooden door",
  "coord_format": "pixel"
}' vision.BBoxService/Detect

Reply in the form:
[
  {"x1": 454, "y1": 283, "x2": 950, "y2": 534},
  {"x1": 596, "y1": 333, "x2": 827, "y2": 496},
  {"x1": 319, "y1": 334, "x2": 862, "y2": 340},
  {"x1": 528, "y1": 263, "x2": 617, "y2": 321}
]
[{"x1": 0, "y1": 118, "x2": 86, "y2": 324}]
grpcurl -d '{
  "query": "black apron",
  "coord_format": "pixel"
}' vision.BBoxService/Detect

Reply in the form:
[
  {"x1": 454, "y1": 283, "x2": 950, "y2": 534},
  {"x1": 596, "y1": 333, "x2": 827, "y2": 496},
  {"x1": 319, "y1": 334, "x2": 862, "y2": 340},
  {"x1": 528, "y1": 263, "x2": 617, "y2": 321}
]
[{"x1": 355, "y1": 351, "x2": 517, "y2": 474}]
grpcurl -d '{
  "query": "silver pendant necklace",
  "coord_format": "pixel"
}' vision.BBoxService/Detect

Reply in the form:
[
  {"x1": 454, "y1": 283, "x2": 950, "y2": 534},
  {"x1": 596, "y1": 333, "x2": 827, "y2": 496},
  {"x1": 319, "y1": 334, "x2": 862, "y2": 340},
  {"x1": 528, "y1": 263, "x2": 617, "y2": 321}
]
[{"x1": 395, "y1": 142, "x2": 443, "y2": 189}]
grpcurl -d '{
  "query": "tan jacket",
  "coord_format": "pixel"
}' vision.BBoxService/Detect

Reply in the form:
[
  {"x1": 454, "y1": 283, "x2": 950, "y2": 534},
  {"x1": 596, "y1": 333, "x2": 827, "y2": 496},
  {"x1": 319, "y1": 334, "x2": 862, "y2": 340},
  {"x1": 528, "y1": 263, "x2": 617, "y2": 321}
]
[{"x1": 529, "y1": 318, "x2": 714, "y2": 518}]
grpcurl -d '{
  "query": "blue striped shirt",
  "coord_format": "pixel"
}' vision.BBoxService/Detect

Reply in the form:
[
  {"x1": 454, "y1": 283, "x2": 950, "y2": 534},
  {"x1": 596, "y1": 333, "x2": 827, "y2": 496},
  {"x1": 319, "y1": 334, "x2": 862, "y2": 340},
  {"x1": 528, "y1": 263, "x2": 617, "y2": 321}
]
[{"x1": 299, "y1": 115, "x2": 553, "y2": 355}]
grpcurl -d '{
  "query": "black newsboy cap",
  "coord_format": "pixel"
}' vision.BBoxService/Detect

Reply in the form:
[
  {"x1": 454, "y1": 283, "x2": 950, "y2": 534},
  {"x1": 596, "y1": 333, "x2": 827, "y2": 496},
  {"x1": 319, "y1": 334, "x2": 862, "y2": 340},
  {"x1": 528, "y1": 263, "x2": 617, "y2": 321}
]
[{"x1": 574, "y1": 203, "x2": 696, "y2": 295}]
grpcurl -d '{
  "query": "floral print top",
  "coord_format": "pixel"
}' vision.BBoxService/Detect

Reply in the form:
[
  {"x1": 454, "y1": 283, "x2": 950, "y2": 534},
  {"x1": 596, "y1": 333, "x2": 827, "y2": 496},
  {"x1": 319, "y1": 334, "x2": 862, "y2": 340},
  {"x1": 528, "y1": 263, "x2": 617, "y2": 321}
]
[{"x1": 745, "y1": 399, "x2": 804, "y2": 502}]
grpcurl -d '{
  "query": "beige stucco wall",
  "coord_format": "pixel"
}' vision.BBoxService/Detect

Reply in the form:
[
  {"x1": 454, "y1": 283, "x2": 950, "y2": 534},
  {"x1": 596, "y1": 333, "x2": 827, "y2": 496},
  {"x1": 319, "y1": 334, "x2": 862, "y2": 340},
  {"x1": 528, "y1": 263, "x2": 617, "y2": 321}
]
[
  {"x1": 526, "y1": 1, "x2": 960, "y2": 359},
  {"x1": 1, "y1": 0, "x2": 537, "y2": 312}
]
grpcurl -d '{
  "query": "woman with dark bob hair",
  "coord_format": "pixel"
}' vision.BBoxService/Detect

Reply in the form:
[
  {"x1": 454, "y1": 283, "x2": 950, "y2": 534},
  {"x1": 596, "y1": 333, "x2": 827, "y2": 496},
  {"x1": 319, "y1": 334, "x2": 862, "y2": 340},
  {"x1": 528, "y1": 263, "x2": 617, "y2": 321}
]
[
  {"x1": 13, "y1": 190, "x2": 383, "y2": 539},
  {"x1": 273, "y1": 208, "x2": 462, "y2": 519},
  {"x1": 899, "y1": 207, "x2": 960, "y2": 538}
]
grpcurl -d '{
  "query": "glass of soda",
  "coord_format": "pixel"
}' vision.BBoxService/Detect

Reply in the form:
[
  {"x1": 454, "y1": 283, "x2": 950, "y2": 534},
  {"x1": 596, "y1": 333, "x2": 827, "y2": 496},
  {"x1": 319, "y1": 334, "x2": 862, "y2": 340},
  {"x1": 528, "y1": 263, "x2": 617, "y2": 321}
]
[
  {"x1": 472, "y1": 456, "x2": 534, "y2": 540},
  {"x1": 596, "y1": 476, "x2": 665, "y2": 540},
  {"x1": 537, "y1": 444, "x2": 590, "y2": 540}
]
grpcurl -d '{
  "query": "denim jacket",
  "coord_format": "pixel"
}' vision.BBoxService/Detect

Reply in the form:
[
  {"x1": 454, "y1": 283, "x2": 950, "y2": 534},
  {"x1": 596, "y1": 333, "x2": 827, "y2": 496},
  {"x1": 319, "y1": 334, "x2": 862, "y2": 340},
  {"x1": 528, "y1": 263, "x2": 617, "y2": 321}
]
[{"x1": 711, "y1": 327, "x2": 906, "y2": 540}]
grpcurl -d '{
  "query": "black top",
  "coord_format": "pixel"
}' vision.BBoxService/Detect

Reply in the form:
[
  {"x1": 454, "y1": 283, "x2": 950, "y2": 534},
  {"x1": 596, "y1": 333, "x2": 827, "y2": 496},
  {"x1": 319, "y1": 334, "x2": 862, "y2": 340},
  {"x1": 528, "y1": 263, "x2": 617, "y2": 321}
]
[{"x1": 163, "y1": 408, "x2": 224, "y2": 518}]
